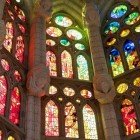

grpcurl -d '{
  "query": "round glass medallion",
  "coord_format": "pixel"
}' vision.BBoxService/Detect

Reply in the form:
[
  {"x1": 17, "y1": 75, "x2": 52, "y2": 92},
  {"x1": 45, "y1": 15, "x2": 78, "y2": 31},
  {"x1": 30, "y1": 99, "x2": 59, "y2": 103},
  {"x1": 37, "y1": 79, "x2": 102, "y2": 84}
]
[
  {"x1": 135, "y1": 25, "x2": 140, "y2": 32},
  {"x1": 134, "y1": 77, "x2": 140, "y2": 87},
  {"x1": 75, "y1": 43, "x2": 85, "y2": 50},
  {"x1": 46, "y1": 39, "x2": 56, "y2": 46},
  {"x1": 46, "y1": 27, "x2": 62, "y2": 37},
  {"x1": 67, "y1": 29, "x2": 82, "y2": 40},
  {"x1": 60, "y1": 38, "x2": 70, "y2": 46},
  {"x1": 106, "y1": 38, "x2": 116, "y2": 46},
  {"x1": 120, "y1": 29, "x2": 130, "y2": 37},
  {"x1": 117, "y1": 83, "x2": 128, "y2": 94}
]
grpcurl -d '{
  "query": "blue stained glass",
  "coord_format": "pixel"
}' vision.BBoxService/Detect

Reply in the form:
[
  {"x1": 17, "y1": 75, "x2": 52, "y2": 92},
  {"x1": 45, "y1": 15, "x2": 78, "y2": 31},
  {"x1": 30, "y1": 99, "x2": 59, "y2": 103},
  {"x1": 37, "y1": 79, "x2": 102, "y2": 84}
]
[{"x1": 123, "y1": 40, "x2": 135, "y2": 53}]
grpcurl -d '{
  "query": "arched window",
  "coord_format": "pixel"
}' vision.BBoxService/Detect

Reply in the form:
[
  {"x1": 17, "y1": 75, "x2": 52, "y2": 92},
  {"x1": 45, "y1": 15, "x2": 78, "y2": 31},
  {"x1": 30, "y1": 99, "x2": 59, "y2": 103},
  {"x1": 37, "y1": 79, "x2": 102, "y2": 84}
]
[
  {"x1": 45, "y1": 100, "x2": 59, "y2": 136},
  {"x1": 83, "y1": 104, "x2": 98, "y2": 139}
]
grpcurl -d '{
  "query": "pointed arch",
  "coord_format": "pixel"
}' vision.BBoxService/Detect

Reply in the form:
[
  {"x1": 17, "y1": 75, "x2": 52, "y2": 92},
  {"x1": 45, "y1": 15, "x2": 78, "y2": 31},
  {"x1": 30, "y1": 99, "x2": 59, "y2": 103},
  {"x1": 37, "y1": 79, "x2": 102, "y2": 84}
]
[
  {"x1": 77, "y1": 55, "x2": 89, "y2": 80},
  {"x1": 45, "y1": 100, "x2": 59, "y2": 136},
  {"x1": 123, "y1": 40, "x2": 140, "y2": 69},
  {"x1": 46, "y1": 51, "x2": 57, "y2": 76},
  {"x1": 83, "y1": 104, "x2": 98, "y2": 139},
  {"x1": 65, "y1": 102, "x2": 79, "y2": 138},
  {"x1": 121, "y1": 99, "x2": 139, "y2": 135},
  {"x1": 9, "y1": 87, "x2": 21, "y2": 125},
  {"x1": 109, "y1": 48, "x2": 124, "y2": 76},
  {"x1": 61, "y1": 50, "x2": 73, "y2": 78}
]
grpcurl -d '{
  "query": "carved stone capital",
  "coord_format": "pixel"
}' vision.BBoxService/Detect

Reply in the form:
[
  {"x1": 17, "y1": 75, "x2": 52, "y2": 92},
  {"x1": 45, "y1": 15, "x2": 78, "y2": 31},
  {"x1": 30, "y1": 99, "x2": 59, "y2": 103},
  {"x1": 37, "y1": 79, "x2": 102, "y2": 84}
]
[
  {"x1": 0, "y1": 20, "x2": 6, "y2": 48},
  {"x1": 93, "y1": 74, "x2": 116, "y2": 104},
  {"x1": 26, "y1": 64, "x2": 50, "y2": 97}
]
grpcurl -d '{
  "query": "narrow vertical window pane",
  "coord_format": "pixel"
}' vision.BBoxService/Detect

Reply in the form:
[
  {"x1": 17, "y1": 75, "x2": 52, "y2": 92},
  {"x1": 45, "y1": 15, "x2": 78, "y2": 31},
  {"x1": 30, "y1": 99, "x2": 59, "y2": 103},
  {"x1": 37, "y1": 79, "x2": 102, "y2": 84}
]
[
  {"x1": 0, "y1": 130, "x2": 2, "y2": 140},
  {"x1": 0, "y1": 76, "x2": 7, "y2": 115},
  {"x1": 109, "y1": 49, "x2": 124, "y2": 76},
  {"x1": 9, "y1": 87, "x2": 21, "y2": 125},
  {"x1": 61, "y1": 50, "x2": 73, "y2": 78},
  {"x1": 123, "y1": 40, "x2": 140, "y2": 69},
  {"x1": 46, "y1": 51, "x2": 57, "y2": 76},
  {"x1": 65, "y1": 102, "x2": 79, "y2": 138},
  {"x1": 3, "y1": 22, "x2": 13, "y2": 52},
  {"x1": 77, "y1": 55, "x2": 89, "y2": 80},
  {"x1": 83, "y1": 104, "x2": 98, "y2": 139},
  {"x1": 45, "y1": 100, "x2": 59, "y2": 136}
]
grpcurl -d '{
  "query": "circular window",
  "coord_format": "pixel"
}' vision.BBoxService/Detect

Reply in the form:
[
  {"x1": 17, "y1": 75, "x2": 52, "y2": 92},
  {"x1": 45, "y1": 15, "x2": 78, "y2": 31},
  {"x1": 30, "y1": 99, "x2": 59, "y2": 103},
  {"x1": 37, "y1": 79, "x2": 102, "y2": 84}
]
[{"x1": 117, "y1": 83, "x2": 128, "y2": 94}]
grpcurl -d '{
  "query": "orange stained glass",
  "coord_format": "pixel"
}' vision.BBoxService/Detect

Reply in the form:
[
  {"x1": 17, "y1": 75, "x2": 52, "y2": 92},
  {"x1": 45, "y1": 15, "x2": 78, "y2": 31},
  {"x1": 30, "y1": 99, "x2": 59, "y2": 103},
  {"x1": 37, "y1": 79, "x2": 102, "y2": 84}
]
[
  {"x1": 80, "y1": 89, "x2": 92, "y2": 98},
  {"x1": 120, "y1": 29, "x2": 130, "y2": 37},
  {"x1": 121, "y1": 99, "x2": 139, "y2": 135},
  {"x1": 134, "y1": 77, "x2": 140, "y2": 87},
  {"x1": 65, "y1": 102, "x2": 79, "y2": 138},
  {"x1": 46, "y1": 51, "x2": 57, "y2": 76},
  {"x1": 83, "y1": 104, "x2": 98, "y2": 139},
  {"x1": 8, "y1": 136, "x2": 15, "y2": 140},
  {"x1": 3, "y1": 22, "x2": 13, "y2": 52},
  {"x1": 61, "y1": 50, "x2": 73, "y2": 78},
  {"x1": 45, "y1": 100, "x2": 59, "y2": 136},
  {"x1": 106, "y1": 38, "x2": 116, "y2": 46},
  {"x1": 0, "y1": 130, "x2": 2, "y2": 140},
  {"x1": 63, "y1": 87, "x2": 75, "y2": 96}
]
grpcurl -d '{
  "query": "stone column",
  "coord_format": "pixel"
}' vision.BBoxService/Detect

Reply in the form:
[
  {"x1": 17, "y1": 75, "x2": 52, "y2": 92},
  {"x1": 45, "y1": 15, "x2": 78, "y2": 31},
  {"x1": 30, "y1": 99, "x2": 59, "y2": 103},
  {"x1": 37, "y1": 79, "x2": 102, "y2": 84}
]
[
  {"x1": 26, "y1": 1, "x2": 52, "y2": 140},
  {"x1": 85, "y1": 1, "x2": 121, "y2": 140},
  {"x1": 0, "y1": 0, "x2": 6, "y2": 48}
]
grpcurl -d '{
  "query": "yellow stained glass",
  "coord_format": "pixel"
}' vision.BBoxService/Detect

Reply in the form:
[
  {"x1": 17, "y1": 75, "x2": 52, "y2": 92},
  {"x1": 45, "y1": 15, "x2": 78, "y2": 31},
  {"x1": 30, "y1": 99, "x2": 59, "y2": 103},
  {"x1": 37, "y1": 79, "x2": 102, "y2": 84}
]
[
  {"x1": 63, "y1": 87, "x2": 75, "y2": 96},
  {"x1": 49, "y1": 86, "x2": 57, "y2": 95},
  {"x1": 117, "y1": 83, "x2": 128, "y2": 94},
  {"x1": 120, "y1": 29, "x2": 130, "y2": 37},
  {"x1": 134, "y1": 77, "x2": 140, "y2": 87},
  {"x1": 46, "y1": 27, "x2": 62, "y2": 37},
  {"x1": 107, "y1": 38, "x2": 116, "y2": 46},
  {"x1": 135, "y1": 25, "x2": 140, "y2": 32},
  {"x1": 8, "y1": 136, "x2": 15, "y2": 140}
]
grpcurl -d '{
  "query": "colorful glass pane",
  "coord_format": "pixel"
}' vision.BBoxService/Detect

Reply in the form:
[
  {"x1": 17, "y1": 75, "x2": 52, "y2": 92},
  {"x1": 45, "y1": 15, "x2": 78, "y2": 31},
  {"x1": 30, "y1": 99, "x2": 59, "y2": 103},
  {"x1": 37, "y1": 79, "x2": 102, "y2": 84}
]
[
  {"x1": 55, "y1": 15, "x2": 73, "y2": 27},
  {"x1": 0, "y1": 131, "x2": 2, "y2": 140},
  {"x1": 125, "y1": 12, "x2": 140, "y2": 25},
  {"x1": 46, "y1": 27, "x2": 62, "y2": 37},
  {"x1": 14, "y1": 70, "x2": 22, "y2": 82},
  {"x1": 77, "y1": 55, "x2": 89, "y2": 80},
  {"x1": 16, "y1": 0, "x2": 21, "y2": 3},
  {"x1": 123, "y1": 40, "x2": 140, "y2": 69},
  {"x1": 8, "y1": 136, "x2": 15, "y2": 140},
  {"x1": 83, "y1": 104, "x2": 98, "y2": 139},
  {"x1": 0, "y1": 76, "x2": 7, "y2": 115},
  {"x1": 109, "y1": 49, "x2": 124, "y2": 76},
  {"x1": 120, "y1": 29, "x2": 130, "y2": 37},
  {"x1": 49, "y1": 86, "x2": 57, "y2": 95},
  {"x1": 134, "y1": 77, "x2": 140, "y2": 87},
  {"x1": 46, "y1": 39, "x2": 56, "y2": 46},
  {"x1": 14, "y1": 6, "x2": 26, "y2": 22},
  {"x1": 3, "y1": 22, "x2": 13, "y2": 52},
  {"x1": 65, "y1": 102, "x2": 79, "y2": 138},
  {"x1": 15, "y1": 36, "x2": 24, "y2": 63},
  {"x1": 9, "y1": 87, "x2": 21, "y2": 125},
  {"x1": 46, "y1": 51, "x2": 57, "y2": 76},
  {"x1": 45, "y1": 100, "x2": 59, "y2": 136},
  {"x1": 6, "y1": 0, "x2": 11, "y2": 4},
  {"x1": 80, "y1": 90, "x2": 92, "y2": 98},
  {"x1": 67, "y1": 29, "x2": 82, "y2": 40},
  {"x1": 121, "y1": 99, "x2": 139, "y2": 135},
  {"x1": 75, "y1": 43, "x2": 85, "y2": 50},
  {"x1": 111, "y1": 5, "x2": 127, "y2": 18},
  {"x1": 135, "y1": 25, "x2": 140, "y2": 32},
  {"x1": 63, "y1": 87, "x2": 75, "y2": 96},
  {"x1": 117, "y1": 83, "x2": 128, "y2": 94},
  {"x1": 104, "y1": 22, "x2": 120, "y2": 35},
  {"x1": 106, "y1": 38, "x2": 116, "y2": 46},
  {"x1": 60, "y1": 38, "x2": 70, "y2": 46},
  {"x1": 8, "y1": 10, "x2": 14, "y2": 20},
  {"x1": 61, "y1": 50, "x2": 73, "y2": 78},
  {"x1": 1, "y1": 59, "x2": 10, "y2": 71},
  {"x1": 18, "y1": 24, "x2": 25, "y2": 33}
]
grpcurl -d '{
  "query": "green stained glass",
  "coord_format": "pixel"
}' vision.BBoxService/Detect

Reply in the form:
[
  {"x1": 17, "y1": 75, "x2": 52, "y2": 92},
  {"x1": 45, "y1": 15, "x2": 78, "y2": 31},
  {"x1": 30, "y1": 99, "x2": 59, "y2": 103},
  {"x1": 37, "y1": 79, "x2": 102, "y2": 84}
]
[
  {"x1": 135, "y1": 25, "x2": 140, "y2": 32},
  {"x1": 60, "y1": 38, "x2": 70, "y2": 46},
  {"x1": 77, "y1": 55, "x2": 89, "y2": 80},
  {"x1": 67, "y1": 29, "x2": 82, "y2": 40},
  {"x1": 75, "y1": 43, "x2": 85, "y2": 50},
  {"x1": 104, "y1": 22, "x2": 120, "y2": 35},
  {"x1": 111, "y1": 5, "x2": 127, "y2": 18},
  {"x1": 125, "y1": 12, "x2": 140, "y2": 25},
  {"x1": 55, "y1": 15, "x2": 73, "y2": 27},
  {"x1": 46, "y1": 27, "x2": 62, "y2": 37}
]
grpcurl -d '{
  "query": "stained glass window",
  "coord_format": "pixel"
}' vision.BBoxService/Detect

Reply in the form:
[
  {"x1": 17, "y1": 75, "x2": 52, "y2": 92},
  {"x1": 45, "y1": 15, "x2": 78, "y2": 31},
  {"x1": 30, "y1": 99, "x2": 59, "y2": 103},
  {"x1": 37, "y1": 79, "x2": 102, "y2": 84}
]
[
  {"x1": 0, "y1": 76, "x2": 7, "y2": 115},
  {"x1": 14, "y1": 70, "x2": 22, "y2": 82},
  {"x1": 45, "y1": 100, "x2": 59, "y2": 136},
  {"x1": 61, "y1": 51, "x2": 73, "y2": 78},
  {"x1": 133, "y1": 77, "x2": 140, "y2": 87},
  {"x1": 121, "y1": 99, "x2": 139, "y2": 135},
  {"x1": 123, "y1": 40, "x2": 140, "y2": 69},
  {"x1": 77, "y1": 55, "x2": 89, "y2": 80},
  {"x1": 0, "y1": 130, "x2": 2, "y2": 140},
  {"x1": 46, "y1": 27, "x2": 62, "y2": 37},
  {"x1": 65, "y1": 102, "x2": 79, "y2": 138},
  {"x1": 63, "y1": 87, "x2": 75, "y2": 96},
  {"x1": 109, "y1": 49, "x2": 124, "y2": 76},
  {"x1": 46, "y1": 39, "x2": 56, "y2": 46},
  {"x1": 1, "y1": 59, "x2": 10, "y2": 71},
  {"x1": 83, "y1": 104, "x2": 98, "y2": 139},
  {"x1": 46, "y1": 51, "x2": 57, "y2": 76},
  {"x1": 80, "y1": 90, "x2": 92, "y2": 98},
  {"x1": 117, "y1": 83, "x2": 128, "y2": 94},
  {"x1": 49, "y1": 86, "x2": 57, "y2": 95},
  {"x1": 8, "y1": 136, "x2": 15, "y2": 140},
  {"x1": 67, "y1": 29, "x2": 82, "y2": 40},
  {"x1": 9, "y1": 87, "x2": 21, "y2": 125},
  {"x1": 106, "y1": 38, "x2": 116, "y2": 46}
]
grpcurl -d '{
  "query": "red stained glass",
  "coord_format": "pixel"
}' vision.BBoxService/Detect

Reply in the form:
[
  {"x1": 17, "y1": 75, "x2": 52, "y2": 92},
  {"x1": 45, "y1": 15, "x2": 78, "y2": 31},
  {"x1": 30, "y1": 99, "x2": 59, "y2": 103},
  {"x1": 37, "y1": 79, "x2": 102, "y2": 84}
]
[
  {"x1": 6, "y1": 0, "x2": 11, "y2": 4},
  {"x1": 121, "y1": 99, "x2": 139, "y2": 135},
  {"x1": 61, "y1": 50, "x2": 73, "y2": 78},
  {"x1": 15, "y1": 36, "x2": 24, "y2": 63},
  {"x1": 0, "y1": 76, "x2": 7, "y2": 115},
  {"x1": 8, "y1": 10, "x2": 14, "y2": 20},
  {"x1": 9, "y1": 87, "x2": 21, "y2": 125},
  {"x1": 1, "y1": 59, "x2": 10, "y2": 71},
  {"x1": 18, "y1": 24, "x2": 25, "y2": 33},
  {"x1": 3, "y1": 22, "x2": 14, "y2": 52},
  {"x1": 46, "y1": 51, "x2": 57, "y2": 76},
  {"x1": 45, "y1": 100, "x2": 59, "y2": 136},
  {"x1": 14, "y1": 70, "x2": 22, "y2": 82}
]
